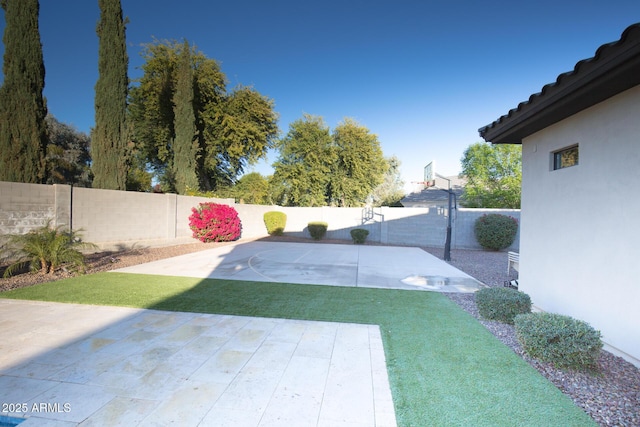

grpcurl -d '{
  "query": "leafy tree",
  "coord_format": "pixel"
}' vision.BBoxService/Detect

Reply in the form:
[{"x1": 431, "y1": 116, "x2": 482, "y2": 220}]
[
  {"x1": 460, "y1": 142, "x2": 521, "y2": 208},
  {"x1": 123, "y1": 117, "x2": 153, "y2": 192},
  {"x1": 267, "y1": 174, "x2": 287, "y2": 206},
  {"x1": 92, "y1": 0, "x2": 129, "y2": 190},
  {"x1": 172, "y1": 40, "x2": 199, "y2": 194},
  {"x1": 371, "y1": 155, "x2": 406, "y2": 206},
  {"x1": 128, "y1": 40, "x2": 184, "y2": 191},
  {"x1": 45, "y1": 115, "x2": 92, "y2": 186},
  {"x1": 272, "y1": 115, "x2": 335, "y2": 206},
  {"x1": 330, "y1": 118, "x2": 387, "y2": 207},
  {"x1": 234, "y1": 172, "x2": 270, "y2": 204},
  {"x1": 125, "y1": 163, "x2": 153, "y2": 192},
  {"x1": 129, "y1": 39, "x2": 278, "y2": 193},
  {"x1": 272, "y1": 115, "x2": 389, "y2": 207},
  {"x1": 204, "y1": 86, "x2": 279, "y2": 189},
  {"x1": 0, "y1": 0, "x2": 48, "y2": 183}
]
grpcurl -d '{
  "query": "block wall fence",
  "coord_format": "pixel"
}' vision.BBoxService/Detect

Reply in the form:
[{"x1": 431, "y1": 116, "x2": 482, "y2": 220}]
[{"x1": 0, "y1": 181, "x2": 519, "y2": 251}]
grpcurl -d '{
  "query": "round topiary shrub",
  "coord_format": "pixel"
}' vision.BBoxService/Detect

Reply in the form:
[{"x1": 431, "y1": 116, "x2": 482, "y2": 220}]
[
  {"x1": 475, "y1": 287, "x2": 531, "y2": 324},
  {"x1": 474, "y1": 214, "x2": 518, "y2": 250},
  {"x1": 308, "y1": 221, "x2": 328, "y2": 240},
  {"x1": 189, "y1": 202, "x2": 242, "y2": 243},
  {"x1": 515, "y1": 312, "x2": 603, "y2": 371},
  {"x1": 264, "y1": 211, "x2": 287, "y2": 236},
  {"x1": 350, "y1": 228, "x2": 369, "y2": 244}
]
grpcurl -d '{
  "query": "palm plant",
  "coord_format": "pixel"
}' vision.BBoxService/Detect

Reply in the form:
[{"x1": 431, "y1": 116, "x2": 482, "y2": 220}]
[{"x1": 1, "y1": 222, "x2": 96, "y2": 277}]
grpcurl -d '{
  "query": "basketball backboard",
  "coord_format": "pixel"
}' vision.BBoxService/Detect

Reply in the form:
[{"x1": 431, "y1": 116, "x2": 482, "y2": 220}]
[{"x1": 423, "y1": 161, "x2": 436, "y2": 187}]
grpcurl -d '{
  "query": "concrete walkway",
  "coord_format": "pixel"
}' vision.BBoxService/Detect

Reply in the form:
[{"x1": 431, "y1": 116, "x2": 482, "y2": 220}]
[{"x1": 0, "y1": 241, "x2": 484, "y2": 426}]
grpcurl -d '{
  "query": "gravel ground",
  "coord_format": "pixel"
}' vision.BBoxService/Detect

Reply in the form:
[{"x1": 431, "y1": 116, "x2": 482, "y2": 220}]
[{"x1": 1, "y1": 237, "x2": 638, "y2": 426}]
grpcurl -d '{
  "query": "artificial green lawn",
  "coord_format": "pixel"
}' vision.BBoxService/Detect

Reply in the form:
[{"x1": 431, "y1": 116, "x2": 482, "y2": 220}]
[{"x1": 1, "y1": 273, "x2": 596, "y2": 427}]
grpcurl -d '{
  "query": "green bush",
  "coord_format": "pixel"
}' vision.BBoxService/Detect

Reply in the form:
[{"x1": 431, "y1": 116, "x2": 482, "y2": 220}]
[
  {"x1": 350, "y1": 228, "x2": 369, "y2": 244},
  {"x1": 308, "y1": 222, "x2": 328, "y2": 240},
  {"x1": 515, "y1": 313, "x2": 602, "y2": 371},
  {"x1": 263, "y1": 211, "x2": 287, "y2": 236},
  {"x1": 475, "y1": 287, "x2": 531, "y2": 324},
  {"x1": 474, "y1": 214, "x2": 518, "y2": 250},
  {"x1": 2, "y1": 222, "x2": 96, "y2": 277}
]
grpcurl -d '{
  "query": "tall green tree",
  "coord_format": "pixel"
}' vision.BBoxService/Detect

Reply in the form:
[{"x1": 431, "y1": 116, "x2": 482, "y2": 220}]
[
  {"x1": 92, "y1": 0, "x2": 129, "y2": 190},
  {"x1": 330, "y1": 118, "x2": 387, "y2": 207},
  {"x1": 272, "y1": 115, "x2": 389, "y2": 207},
  {"x1": 460, "y1": 141, "x2": 521, "y2": 208},
  {"x1": 272, "y1": 115, "x2": 335, "y2": 206},
  {"x1": 371, "y1": 155, "x2": 406, "y2": 206},
  {"x1": 204, "y1": 85, "x2": 279, "y2": 189},
  {"x1": 233, "y1": 172, "x2": 270, "y2": 204},
  {"x1": 45, "y1": 114, "x2": 92, "y2": 187},
  {"x1": 129, "y1": 39, "x2": 278, "y2": 193},
  {"x1": 0, "y1": 0, "x2": 48, "y2": 183},
  {"x1": 172, "y1": 40, "x2": 199, "y2": 194}
]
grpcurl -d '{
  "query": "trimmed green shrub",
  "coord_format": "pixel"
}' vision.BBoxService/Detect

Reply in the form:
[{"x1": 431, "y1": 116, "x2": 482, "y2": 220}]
[
  {"x1": 263, "y1": 211, "x2": 287, "y2": 236},
  {"x1": 350, "y1": 228, "x2": 369, "y2": 244},
  {"x1": 515, "y1": 312, "x2": 602, "y2": 371},
  {"x1": 474, "y1": 214, "x2": 518, "y2": 250},
  {"x1": 475, "y1": 287, "x2": 531, "y2": 324},
  {"x1": 308, "y1": 222, "x2": 328, "y2": 240}
]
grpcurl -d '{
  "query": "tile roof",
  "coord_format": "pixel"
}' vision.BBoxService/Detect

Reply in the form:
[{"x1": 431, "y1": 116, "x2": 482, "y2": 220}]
[{"x1": 479, "y1": 23, "x2": 640, "y2": 144}]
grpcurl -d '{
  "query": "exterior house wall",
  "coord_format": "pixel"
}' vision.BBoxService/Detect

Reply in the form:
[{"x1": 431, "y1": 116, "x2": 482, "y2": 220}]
[{"x1": 519, "y1": 85, "x2": 640, "y2": 365}]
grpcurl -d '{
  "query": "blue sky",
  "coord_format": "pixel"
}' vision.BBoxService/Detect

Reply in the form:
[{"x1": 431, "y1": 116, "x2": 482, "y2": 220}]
[{"x1": 1, "y1": 1, "x2": 639, "y2": 193}]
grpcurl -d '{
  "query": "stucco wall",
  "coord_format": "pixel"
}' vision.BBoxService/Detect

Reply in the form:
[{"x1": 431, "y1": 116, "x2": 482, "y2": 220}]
[{"x1": 520, "y1": 85, "x2": 640, "y2": 365}]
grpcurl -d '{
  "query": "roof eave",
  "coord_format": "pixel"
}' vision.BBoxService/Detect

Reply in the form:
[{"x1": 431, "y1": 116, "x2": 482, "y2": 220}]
[{"x1": 479, "y1": 23, "x2": 640, "y2": 145}]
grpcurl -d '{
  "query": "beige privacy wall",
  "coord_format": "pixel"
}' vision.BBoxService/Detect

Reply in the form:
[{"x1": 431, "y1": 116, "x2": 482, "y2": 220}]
[{"x1": 0, "y1": 181, "x2": 519, "y2": 251}]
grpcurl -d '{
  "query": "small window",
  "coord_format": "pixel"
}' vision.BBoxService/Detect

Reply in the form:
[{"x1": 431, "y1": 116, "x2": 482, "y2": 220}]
[{"x1": 553, "y1": 145, "x2": 579, "y2": 170}]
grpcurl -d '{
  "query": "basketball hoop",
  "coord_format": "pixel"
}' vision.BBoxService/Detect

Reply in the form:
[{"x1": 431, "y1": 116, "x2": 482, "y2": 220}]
[
  {"x1": 422, "y1": 160, "x2": 452, "y2": 260},
  {"x1": 423, "y1": 161, "x2": 436, "y2": 187}
]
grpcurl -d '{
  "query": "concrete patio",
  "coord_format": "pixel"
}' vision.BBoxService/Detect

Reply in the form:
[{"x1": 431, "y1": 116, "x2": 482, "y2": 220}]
[
  {"x1": 113, "y1": 241, "x2": 484, "y2": 293},
  {"x1": 0, "y1": 300, "x2": 395, "y2": 426}
]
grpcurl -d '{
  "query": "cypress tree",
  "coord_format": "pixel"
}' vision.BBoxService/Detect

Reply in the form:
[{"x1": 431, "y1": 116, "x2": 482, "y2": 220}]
[
  {"x1": 92, "y1": 0, "x2": 129, "y2": 190},
  {"x1": 172, "y1": 40, "x2": 199, "y2": 194},
  {"x1": 0, "y1": 0, "x2": 48, "y2": 183}
]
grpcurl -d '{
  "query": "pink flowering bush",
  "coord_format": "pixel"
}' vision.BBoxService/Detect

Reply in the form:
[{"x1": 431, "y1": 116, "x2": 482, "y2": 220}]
[{"x1": 188, "y1": 203, "x2": 242, "y2": 243}]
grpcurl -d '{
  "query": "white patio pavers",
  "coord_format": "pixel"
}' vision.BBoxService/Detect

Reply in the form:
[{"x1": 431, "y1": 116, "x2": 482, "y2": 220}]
[{"x1": 0, "y1": 299, "x2": 396, "y2": 426}]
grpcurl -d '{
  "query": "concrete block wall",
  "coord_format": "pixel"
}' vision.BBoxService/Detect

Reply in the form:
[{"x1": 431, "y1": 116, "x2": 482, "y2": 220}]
[
  {"x1": 72, "y1": 187, "x2": 167, "y2": 245},
  {"x1": 234, "y1": 204, "x2": 283, "y2": 239},
  {"x1": 453, "y1": 208, "x2": 520, "y2": 251},
  {"x1": 72, "y1": 189, "x2": 233, "y2": 249},
  {"x1": 381, "y1": 207, "x2": 448, "y2": 247},
  {"x1": 0, "y1": 181, "x2": 520, "y2": 251},
  {"x1": 280, "y1": 207, "x2": 327, "y2": 238},
  {"x1": 267, "y1": 206, "x2": 381, "y2": 241},
  {"x1": 265, "y1": 206, "x2": 519, "y2": 250},
  {"x1": 0, "y1": 182, "x2": 58, "y2": 235}
]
